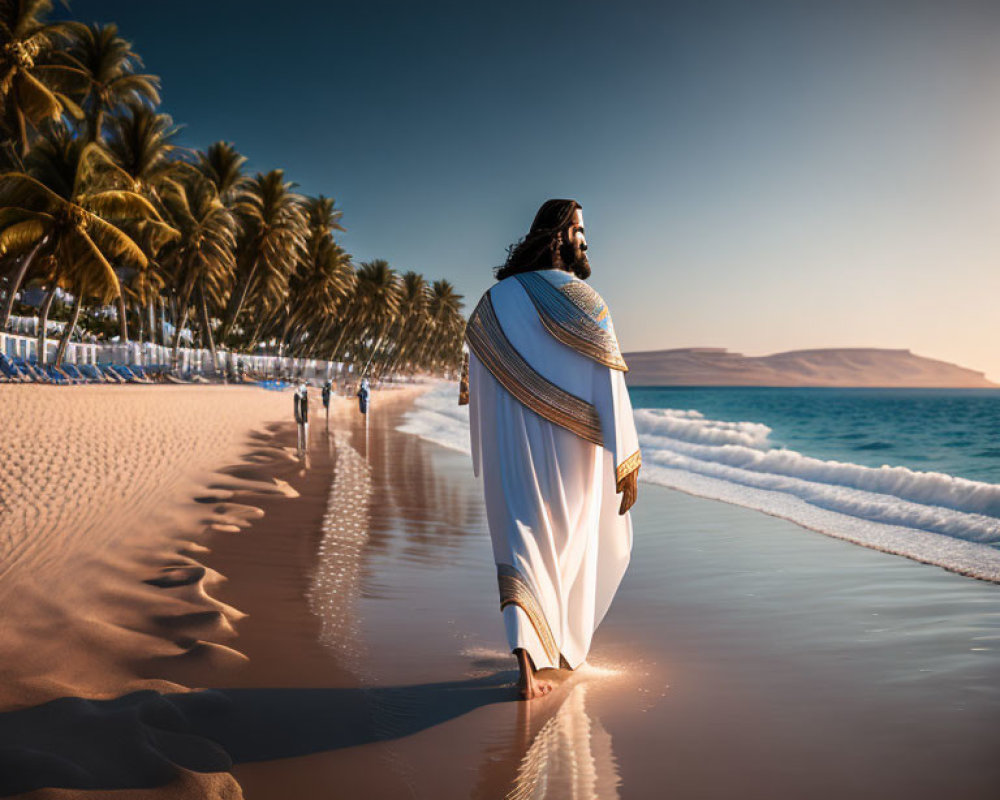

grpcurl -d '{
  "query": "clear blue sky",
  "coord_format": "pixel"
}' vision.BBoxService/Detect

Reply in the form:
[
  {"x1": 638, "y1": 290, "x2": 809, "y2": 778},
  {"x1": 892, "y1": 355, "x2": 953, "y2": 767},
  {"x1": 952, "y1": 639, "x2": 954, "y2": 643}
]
[{"x1": 68, "y1": 0, "x2": 1000, "y2": 380}]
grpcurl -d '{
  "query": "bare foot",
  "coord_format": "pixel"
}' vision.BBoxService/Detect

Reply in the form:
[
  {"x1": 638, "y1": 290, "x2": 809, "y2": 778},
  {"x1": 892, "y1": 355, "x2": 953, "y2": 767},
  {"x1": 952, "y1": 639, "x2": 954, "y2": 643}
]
[{"x1": 515, "y1": 649, "x2": 555, "y2": 701}]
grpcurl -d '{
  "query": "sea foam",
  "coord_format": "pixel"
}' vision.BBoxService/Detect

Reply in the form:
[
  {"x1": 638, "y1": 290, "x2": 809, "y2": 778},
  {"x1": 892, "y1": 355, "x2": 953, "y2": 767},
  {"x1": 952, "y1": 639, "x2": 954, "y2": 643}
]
[{"x1": 399, "y1": 382, "x2": 1000, "y2": 582}]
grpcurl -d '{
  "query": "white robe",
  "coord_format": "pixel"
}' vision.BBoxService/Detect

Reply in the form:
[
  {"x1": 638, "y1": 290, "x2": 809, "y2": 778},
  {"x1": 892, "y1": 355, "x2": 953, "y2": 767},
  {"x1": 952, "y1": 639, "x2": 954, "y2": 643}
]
[{"x1": 467, "y1": 271, "x2": 639, "y2": 670}]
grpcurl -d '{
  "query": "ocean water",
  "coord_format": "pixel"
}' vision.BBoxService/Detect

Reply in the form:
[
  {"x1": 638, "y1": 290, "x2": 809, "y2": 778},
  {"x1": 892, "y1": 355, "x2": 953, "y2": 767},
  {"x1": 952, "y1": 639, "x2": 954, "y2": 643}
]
[
  {"x1": 398, "y1": 382, "x2": 1000, "y2": 582},
  {"x1": 630, "y1": 387, "x2": 1000, "y2": 484}
]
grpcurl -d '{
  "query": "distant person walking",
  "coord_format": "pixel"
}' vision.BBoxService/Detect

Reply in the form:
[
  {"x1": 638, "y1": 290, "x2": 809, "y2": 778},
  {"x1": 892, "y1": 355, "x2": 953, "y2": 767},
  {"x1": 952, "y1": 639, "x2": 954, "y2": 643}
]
[
  {"x1": 322, "y1": 379, "x2": 333, "y2": 427},
  {"x1": 294, "y1": 382, "x2": 309, "y2": 453},
  {"x1": 357, "y1": 377, "x2": 371, "y2": 415}
]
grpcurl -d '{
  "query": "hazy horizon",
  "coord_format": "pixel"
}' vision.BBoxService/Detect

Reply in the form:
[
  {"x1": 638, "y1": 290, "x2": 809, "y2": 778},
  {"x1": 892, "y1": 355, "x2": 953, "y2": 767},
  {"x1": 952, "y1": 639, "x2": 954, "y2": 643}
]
[{"x1": 69, "y1": 0, "x2": 1000, "y2": 380}]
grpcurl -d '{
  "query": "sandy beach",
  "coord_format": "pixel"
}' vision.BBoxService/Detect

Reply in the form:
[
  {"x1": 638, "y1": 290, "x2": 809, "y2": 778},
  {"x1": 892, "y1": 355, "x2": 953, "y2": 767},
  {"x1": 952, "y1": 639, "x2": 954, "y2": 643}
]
[{"x1": 1, "y1": 385, "x2": 998, "y2": 799}]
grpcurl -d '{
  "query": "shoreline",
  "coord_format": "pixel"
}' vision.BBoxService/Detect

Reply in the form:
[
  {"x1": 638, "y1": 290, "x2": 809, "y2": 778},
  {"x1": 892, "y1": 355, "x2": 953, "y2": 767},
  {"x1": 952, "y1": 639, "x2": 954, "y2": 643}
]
[{"x1": 401, "y1": 381, "x2": 1000, "y2": 584}]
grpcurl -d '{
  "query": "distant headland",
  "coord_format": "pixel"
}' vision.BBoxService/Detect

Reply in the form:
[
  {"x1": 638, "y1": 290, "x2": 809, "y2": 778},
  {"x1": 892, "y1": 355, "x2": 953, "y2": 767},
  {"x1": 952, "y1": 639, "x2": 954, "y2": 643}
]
[{"x1": 622, "y1": 348, "x2": 998, "y2": 388}]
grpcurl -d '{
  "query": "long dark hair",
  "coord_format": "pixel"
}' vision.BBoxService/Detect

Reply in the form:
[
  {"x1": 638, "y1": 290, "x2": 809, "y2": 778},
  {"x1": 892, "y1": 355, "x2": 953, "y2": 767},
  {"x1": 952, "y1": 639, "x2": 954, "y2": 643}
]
[{"x1": 494, "y1": 199, "x2": 582, "y2": 281}]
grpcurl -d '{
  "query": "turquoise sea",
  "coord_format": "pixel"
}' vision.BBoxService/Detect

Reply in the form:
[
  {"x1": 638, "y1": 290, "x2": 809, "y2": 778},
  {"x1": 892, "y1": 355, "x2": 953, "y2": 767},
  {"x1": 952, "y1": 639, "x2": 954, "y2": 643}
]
[
  {"x1": 629, "y1": 387, "x2": 1000, "y2": 484},
  {"x1": 400, "y1": 383, "x2": 1000, "y2": 581}
]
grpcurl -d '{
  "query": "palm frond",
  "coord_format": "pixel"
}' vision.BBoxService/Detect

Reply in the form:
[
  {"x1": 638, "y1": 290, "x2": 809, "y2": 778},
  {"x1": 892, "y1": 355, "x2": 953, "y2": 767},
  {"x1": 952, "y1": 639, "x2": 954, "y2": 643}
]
[
  {"x1": 76, "y1": 230, "x2": 122, "y2": 302},
  {"x1": 0, "y1": 219, "x2": 48, "y2": 255},
  {"x1": 84, "y1": 190, "x2": 160, "y2": 221},
  {"x1": 15, "y1": 70, "x2": 64, "y2": 123},
  {"x1": 85, "y1": 214, "x2": 147, "y2": 268},
  {"x1": 0, "y1": 171, "x2": 66, "y2": 212}
]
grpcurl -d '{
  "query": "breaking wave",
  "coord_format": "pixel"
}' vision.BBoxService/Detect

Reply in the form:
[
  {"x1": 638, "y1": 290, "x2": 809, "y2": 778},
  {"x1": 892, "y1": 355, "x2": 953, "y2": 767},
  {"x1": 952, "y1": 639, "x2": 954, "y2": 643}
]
[{"x1": 399, "y1": 382, "x2": 1000, "y2": 582}]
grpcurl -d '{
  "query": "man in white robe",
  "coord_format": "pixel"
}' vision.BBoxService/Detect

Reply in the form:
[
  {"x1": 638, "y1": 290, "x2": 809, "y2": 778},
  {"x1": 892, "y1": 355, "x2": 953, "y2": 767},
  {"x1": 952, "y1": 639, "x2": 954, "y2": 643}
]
[{"x1": 460, "y1": 199, "x2": 640, "y2": 700}]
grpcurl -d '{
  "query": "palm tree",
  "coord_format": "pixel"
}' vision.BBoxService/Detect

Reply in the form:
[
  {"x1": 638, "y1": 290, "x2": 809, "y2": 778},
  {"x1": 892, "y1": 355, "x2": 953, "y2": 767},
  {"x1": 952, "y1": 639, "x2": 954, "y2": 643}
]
[
  {"x1": 0, "y1": 123, "x2": 154, "y2": 361},
  {"x1": 101, "y1": 101, "x2": 180, "y2": 195},
  {"x1": 56, "y1": 22, "x2": 159, "y2": 143},
  {"x1": 352, "y1": 258, "x2": 401, "y2": 376},
  {"x1": 380, "y1": 270, "x2": 428, "y2": 376},
  {"x1": 0, "y1": 0, "x2": 83, "y2": 167},
  {"x1": 220, "y1": 169, "x2": 305, "y2": 344},
  {"x1": 286, "y1": 238, "x2": 354, "y2": 358},
  {"x1": 157, "y1": 172, "x2": 237, "y2": 370},
  {"x1": 99, "y1": 102, "x2": 184, "y2": 343},
  {"x1": 273, "y1": 195, "x2": 350, "y2": 354},
  {"x1": 198, "y1": 140, "x2": 247, "y2": 203},
  {"x1": 2, "y1": 6, "x2": 468, "y2": 382},
  {"x1": 414, "y1": 279, "x2": 464, "y2": 373}
]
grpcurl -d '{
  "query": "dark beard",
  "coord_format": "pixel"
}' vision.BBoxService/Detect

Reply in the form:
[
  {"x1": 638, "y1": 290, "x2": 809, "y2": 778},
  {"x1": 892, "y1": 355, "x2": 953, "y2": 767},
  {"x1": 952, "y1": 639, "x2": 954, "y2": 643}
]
[{"x1": 558, "y1": 240, "x2": 591, "y2": 279}]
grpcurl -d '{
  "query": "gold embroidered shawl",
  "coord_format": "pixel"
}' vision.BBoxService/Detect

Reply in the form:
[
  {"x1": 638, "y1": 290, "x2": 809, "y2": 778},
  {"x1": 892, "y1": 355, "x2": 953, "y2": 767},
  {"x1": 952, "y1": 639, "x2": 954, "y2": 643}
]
[{"x1": 463, "y1": 292, "x2": 603, "y2": 447}]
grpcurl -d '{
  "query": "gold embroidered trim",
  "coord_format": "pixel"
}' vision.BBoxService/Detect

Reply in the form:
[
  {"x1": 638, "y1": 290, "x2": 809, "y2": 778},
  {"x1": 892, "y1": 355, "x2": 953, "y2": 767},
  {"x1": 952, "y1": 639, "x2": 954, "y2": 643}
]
[
  {"x1": 615, "y1": 448, "x2": 642, "y2": 491},
  {"x1": 513, "y1": 273, "x2": 629, "y2": 372},
  {"x1": 537, "y1": 313, "x2": 629, "y2": 372},
  {"x1": 465, "y1": 292, "x2": 604, "y2": 447},
  {"x1": 458, "y1": 350, "x2": 469, "y2": 405},
  {"x1": 497, "y1": 563, "x2": 560, "y2": 666},
  {"x1": 559, "y1": 281, "x2": 628, "y2": 372}
]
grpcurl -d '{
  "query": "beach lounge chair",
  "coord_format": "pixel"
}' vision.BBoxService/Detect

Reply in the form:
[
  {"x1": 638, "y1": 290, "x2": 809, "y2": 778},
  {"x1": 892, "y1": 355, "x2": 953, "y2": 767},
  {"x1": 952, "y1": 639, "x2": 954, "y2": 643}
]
[
  {"x1": 139, "y1": 365, "x2": 166, "y2": 383},
  {"x1": 95, "y1": 365, "x2": 124, "y2": 383},
  {"x1": 16, "y1": 358, "x2": 49, "y2": 383},
  {"x1": 62, "y1": 364, "x2": 90, "y2": 382},
  {"x1": 77, "y1": 364, "x2": 105, "y2": 382},
  {"x1": 115, "y1": 365, "x2": 151, "y2": 383},
  {"x1": 0, "y1": 355, "x2": 28, "y2": 382},
  {"x1": 11, "y1": 358, "x2": 34, "y2": 382},
  {"x1": 54, "y1": 365, "x2": 79, "y2": 384},
  {"x1": 128, "y1": 365, "x2": 154, "y2": 384},
  {"x1": 43, "y1": 365, "x2": 69, "y2": 384}
]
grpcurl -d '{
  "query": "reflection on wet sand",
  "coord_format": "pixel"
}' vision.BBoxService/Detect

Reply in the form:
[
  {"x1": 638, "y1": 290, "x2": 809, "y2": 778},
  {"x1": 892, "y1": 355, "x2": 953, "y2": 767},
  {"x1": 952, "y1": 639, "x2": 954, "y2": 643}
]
[
  {"x1": 359, "y1": 400, "x2": 478, "y2": 569},
  {"x1": 470, "y1": 676, "x2": 622, "y2": 800},
  {"x1": 306, "y1": 429, "x2": 372, "y2": 670},
  {"x1": 506, "y1": 683, "x2": 621, "y2": 800}
]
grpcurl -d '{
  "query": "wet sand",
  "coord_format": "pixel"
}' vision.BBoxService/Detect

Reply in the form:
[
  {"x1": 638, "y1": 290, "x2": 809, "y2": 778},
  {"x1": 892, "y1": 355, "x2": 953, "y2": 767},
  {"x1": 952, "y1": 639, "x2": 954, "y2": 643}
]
[{"x1": 1, "y1": 386, "x2": 998, "y2": 798}]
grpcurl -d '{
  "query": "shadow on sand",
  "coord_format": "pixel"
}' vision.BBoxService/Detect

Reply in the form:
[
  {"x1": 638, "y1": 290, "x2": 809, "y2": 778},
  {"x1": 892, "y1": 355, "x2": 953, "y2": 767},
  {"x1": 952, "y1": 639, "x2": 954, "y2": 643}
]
[{"x1": 0, "y1": 672, "x2": 517, "y2": 796}]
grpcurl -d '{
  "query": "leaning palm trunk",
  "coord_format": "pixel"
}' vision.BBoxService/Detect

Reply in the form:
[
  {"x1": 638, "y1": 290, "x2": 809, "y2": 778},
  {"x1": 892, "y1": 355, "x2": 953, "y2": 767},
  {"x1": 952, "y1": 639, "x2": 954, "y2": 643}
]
[
  {"x1": 246, "y1": 314, "x2": 268, "y2": 353},
  {"x1": 36, "y1": 286, "x2": 57, "y2": 366},
  {"x1": 171, "y1": 306, "x2": 190, "y2": 372},
  {"x1": 116, "y1": 292, "x2": 130, "y2": 360},
  {"x1": 384, "y1": 321, "x2": 426, "y2": 377},
  {"x1": 305, "y1": 316, "x2": 335, "y2": 357},
  {"x1": 221, "y1": 257, "x2": 260, "y2": 342},
  {"x1": 197, "y1": 285, "x2": 218, "y2": 372},
  {"x1": 329, "y1": 318, "x2": 366, "y2": 368},
  {"x1": 54, "y1": 292, "x2": 83, "y2": 367},
  {"x1": 156, "y1": 295, "x2": 167, "y2": 348},
  {"x1": 147, "y1": 297, "x2": 157, "y2": 345},
  {"x1": 322, "y1": 325, "x2": 351, "y2": 374},
  {"x1": 360, "y1": 320, "x2": 392, "y2": 378},
  {"x1": 171, "y1": 283, "x2": 194, "y2": 372},
  {"x1": 407, "y1": 323, "x2": 439, "y2": 373},
  {"x1": 0, "y1": 234, "x2": 50, "y2": 332}
]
